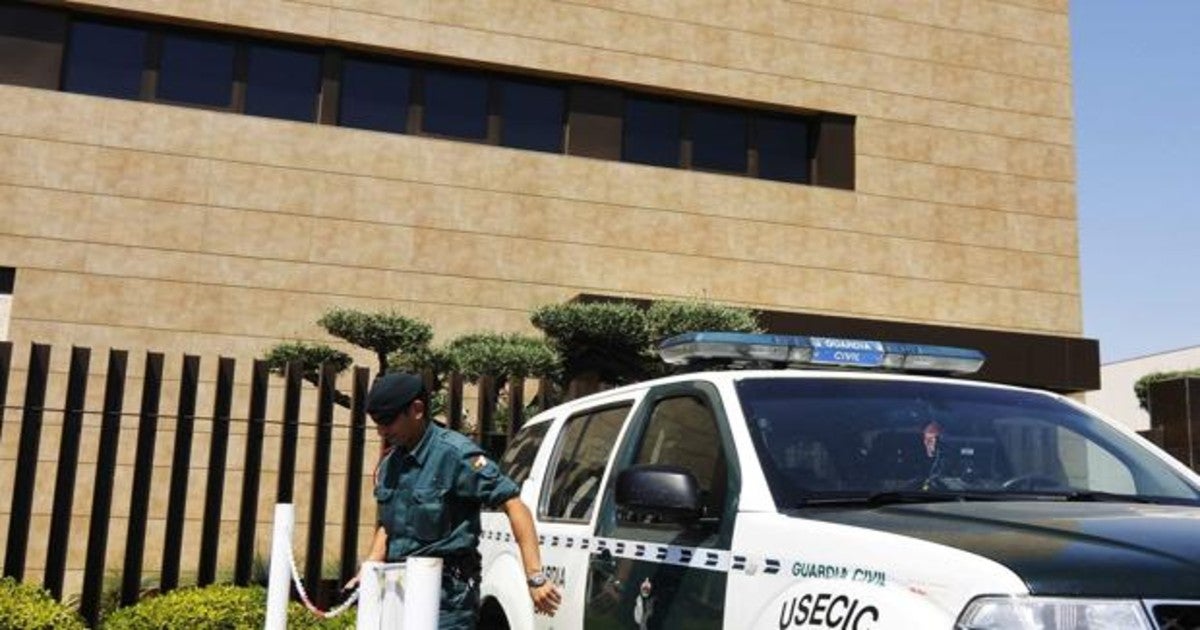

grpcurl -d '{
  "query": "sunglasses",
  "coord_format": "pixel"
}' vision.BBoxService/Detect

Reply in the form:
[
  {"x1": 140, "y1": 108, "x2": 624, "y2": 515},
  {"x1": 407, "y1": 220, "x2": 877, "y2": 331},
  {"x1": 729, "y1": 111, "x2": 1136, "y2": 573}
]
[{"x1": 370, "y1": 411, "x2": 402, "y2": 426}]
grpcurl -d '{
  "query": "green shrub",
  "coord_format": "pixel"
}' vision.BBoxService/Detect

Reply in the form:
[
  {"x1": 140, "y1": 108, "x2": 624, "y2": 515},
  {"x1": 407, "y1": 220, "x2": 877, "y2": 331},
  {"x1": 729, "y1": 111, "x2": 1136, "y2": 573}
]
[
  {"x1": 0, "y1": 577, "x2": 87, "y2": 630},
  {"x1": 102, "y1": 584, "x2": 355, "y2": 629},
  {"x1": 1134, "y1": 368, "x2": 1200, "y2": 411},
  {"x1": 645, "y1": 299, "x2": 761, "y2": 341}
]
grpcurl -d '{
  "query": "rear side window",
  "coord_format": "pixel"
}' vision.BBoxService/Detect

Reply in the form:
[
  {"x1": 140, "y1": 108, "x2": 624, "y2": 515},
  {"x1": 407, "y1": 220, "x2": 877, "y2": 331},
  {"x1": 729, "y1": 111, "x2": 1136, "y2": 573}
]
[
  {"x1": 499, "y1": 422, "x2": 551, "y2": 488},
  {"x1": 542, "y1": 404, "x2": 630, "y2": 521}
]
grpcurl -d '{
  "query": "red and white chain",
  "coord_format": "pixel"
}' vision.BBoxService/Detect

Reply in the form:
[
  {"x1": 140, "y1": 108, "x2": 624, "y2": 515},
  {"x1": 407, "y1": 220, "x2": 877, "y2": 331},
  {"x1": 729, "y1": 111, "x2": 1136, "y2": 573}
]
[{"x1": 285, "y1": 537, "x2": 360, "y2": 619}]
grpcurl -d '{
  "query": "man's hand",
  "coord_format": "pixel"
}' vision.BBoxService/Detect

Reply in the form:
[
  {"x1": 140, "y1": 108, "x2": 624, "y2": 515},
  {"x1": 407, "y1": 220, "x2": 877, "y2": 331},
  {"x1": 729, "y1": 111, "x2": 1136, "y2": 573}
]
[{"x1": 530, "y1": 582, "x2": 562, "y2": 616}]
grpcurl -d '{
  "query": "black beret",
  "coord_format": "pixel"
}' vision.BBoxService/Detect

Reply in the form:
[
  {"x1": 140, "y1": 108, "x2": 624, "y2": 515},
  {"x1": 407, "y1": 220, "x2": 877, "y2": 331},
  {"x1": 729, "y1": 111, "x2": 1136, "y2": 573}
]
[{"x1": 365, "y1": 373, "x2": 425, "y2": 422}]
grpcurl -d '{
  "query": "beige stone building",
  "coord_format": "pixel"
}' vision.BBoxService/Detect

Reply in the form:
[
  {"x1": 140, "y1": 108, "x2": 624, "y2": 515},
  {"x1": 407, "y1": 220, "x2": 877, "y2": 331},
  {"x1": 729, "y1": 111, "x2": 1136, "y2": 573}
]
[{"x1": 0, "y1": 0, "x2": 1095, "y2": 604}]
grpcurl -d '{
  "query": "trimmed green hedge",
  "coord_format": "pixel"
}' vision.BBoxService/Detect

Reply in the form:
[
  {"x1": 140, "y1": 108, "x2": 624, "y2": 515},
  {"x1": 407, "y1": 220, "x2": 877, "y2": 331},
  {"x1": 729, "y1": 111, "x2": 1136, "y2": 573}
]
[
  {"x1": 102, "y1": 584, "x2": 355, "y2": 629},
  {"x1": 0, "y1": 577, "x2": 87, "y2": 630},
  {"x1": 1134, "y1": 369, "x2": 1200, "y2": 411}
]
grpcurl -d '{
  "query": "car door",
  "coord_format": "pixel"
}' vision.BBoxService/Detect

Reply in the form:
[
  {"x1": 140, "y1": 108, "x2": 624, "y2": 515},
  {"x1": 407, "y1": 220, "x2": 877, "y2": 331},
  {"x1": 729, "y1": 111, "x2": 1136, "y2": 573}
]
[
  {"x1": 535, "y1": 401, "x2": 634, "y2": 628},
  {"x1": 584, "y1": 381, "x2": 740, "y2": 629}
]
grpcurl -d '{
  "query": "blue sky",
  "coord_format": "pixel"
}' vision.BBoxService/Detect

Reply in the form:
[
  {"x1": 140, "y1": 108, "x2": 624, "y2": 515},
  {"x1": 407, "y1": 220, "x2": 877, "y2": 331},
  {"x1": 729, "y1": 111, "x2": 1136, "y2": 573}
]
[{"x1": 1072, "y1": 1, "x2": 1200, "y2": 363}]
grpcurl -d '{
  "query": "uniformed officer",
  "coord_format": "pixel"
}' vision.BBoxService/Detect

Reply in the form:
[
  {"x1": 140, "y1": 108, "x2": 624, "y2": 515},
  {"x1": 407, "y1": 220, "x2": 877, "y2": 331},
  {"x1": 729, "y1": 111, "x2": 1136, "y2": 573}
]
[{"x1": 354, "y1": 372, "x2": 560, "y2": 629}]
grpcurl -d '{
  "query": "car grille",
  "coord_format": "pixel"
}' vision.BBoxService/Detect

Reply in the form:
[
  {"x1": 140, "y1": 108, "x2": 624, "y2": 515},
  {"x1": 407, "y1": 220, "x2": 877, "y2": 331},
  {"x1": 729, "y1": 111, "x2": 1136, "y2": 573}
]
[{"x1": 1149, "y1": 602, "x2": 1200, "y2": 630}]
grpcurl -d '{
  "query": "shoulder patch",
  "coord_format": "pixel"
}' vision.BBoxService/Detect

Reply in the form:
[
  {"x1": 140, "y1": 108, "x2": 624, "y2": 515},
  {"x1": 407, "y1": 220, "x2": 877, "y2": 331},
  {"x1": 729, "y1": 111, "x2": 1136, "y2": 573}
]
[{"x1": 471, "y1": 454, "x2": 489, "y2": 472}]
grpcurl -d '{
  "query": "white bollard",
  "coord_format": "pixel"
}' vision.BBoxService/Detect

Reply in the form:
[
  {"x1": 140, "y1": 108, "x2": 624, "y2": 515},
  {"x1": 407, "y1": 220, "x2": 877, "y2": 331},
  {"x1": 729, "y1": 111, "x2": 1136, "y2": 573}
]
[
  {"x1": 264, "y1": 504, "x2": 294, "y2": 630},
  {"x1": 357, "y1": 562, "x2": 384, "y2": 630},
  {"x1": 356, "y1": 558, "x2": 442, "y2": 630},
  {"x1": 402, "y1": 557, "x2": 443, "y2": 630}
]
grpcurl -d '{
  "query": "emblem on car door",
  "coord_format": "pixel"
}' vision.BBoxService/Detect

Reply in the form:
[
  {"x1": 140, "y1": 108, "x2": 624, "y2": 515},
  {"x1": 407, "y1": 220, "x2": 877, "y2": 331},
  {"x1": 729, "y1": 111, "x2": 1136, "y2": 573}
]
[{"x1": 634, "y1": 577, "x2": 655, "y2": 629}]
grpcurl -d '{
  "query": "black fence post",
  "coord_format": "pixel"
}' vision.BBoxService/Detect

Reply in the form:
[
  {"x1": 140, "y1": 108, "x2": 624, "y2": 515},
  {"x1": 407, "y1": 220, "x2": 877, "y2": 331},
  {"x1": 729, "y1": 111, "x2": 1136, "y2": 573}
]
[
  {"x1": 122, "y1": 352, "x2": 164, "y2": 606},
  {"x1": 45, "y1": 347, "x2": 92, "y2": 599},
  {"x1": 276, "y1": 361, "x2": 303, "y2": 504},
  {"x1": 198, "y1": 357, "x2": 235, "y2": 586},
  {"x1": 305, "y1": 362, "x2": 336, "y2": 607},
  {"x1": 508, "y1": 377, "x2": 525, "y2": 438},
  {"x1": 340, "y1": 367, "x2": 369, "y2": 587},
  {"x1": 0, "y1": 341, "x2": 11, "y2": 439},
  {"x1": 161, "y1": 354, "x2": 200, "y2": 593},
  {"x1": 235, "y1": 360, "x2": 269, "y2": 586},
  {"x1": 448, "y1": 373, "x2": 464, "y2": 432},
  {"x1": 81, "y1": 349, "x2": 128, "y2": 627},
  {"x1": 477, "y1": 375, "x2": 495, "y2": 444},
  {"x1": 4, "y1": 343, "x2": 51, "y2": 581}
]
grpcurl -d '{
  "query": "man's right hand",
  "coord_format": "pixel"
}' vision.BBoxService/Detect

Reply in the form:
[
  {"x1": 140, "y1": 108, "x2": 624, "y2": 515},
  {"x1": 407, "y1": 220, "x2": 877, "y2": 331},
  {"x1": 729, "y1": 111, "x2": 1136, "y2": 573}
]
[{"x1": 531, "y1": 582, "x2": 562, "y2": 616}]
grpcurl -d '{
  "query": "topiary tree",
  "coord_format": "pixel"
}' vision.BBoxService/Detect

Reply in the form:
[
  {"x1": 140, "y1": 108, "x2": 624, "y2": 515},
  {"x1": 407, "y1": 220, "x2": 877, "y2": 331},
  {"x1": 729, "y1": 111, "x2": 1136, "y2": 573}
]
[
  {"x1": 101, "y1": 584, "x2": 355, "y2": 629},
  {"x1": 0, "y1": 577, "x2": 87, "y2": 630},
  {"x1": 445, "y1": 332, "x2": 562, "y2": 433},
  {"x1": 646, "y1": 298, "x2": 762, "y2": 341},
  {"x1": 317, "y1": 308, "x2": 433, "y2": 376},
  {"x1": 644, "y1": 299, "x2": 762, "y2": 378},
  {"x1": 263, "y1": 308, "x2": 435, "y2": 408},
  {"x1": 531, "y1": 301, "x2": 651, "y2": 393},
  {"x1": 531, "y1": 298, "x2": 761, "y2": 395},
  {"x1": 1134, "y1": 368, "x2": 1200, "y2": 411},
  {"x1": 446, "y1": 333, "x2": 561, "y2": 383}
]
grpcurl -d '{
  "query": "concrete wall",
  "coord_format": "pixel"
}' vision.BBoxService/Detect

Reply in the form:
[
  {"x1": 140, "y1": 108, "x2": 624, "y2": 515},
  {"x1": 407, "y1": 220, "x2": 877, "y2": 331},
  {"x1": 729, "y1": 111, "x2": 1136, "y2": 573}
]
[
  {"x1": 1085, "y1": 346, "x2": 1200, "y2": 431},
  {"x1": 1, "y1": 0, "x2": 1080, "y2": 366}
]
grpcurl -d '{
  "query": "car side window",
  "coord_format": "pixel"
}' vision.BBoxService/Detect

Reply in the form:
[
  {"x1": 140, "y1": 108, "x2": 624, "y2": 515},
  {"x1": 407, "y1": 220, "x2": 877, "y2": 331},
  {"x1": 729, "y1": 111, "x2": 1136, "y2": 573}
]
[
  {"x1": 542, "y1": 404, "x2": 630, "y2": 521},
  {"x1": 498, "y1": 422, "x2": 551, "y2": 487},
  {"x1": 624, "y1": 395, "x2": 727, "y2": 522}
]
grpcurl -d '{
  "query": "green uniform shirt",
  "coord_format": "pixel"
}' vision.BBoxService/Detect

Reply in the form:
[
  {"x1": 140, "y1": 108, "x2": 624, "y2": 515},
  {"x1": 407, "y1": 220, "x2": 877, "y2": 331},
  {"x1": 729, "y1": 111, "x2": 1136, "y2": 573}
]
[{"x1": 375, "y1": 423, "x2": 521, "y2": 561}]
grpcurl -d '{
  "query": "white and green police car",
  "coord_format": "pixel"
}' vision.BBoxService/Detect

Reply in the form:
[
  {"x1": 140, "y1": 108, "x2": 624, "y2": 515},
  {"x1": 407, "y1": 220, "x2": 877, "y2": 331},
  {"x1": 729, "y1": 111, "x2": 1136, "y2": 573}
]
[{"x1": 478, "y1": 332, "x2": 1200, "y2": 629}]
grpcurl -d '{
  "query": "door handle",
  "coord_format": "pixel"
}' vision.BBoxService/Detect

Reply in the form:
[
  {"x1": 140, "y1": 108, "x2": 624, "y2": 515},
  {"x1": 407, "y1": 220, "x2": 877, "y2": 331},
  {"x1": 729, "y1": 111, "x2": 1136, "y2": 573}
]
[{"x1": 590, "y1": 548, "x2": 617, "y2": 579}]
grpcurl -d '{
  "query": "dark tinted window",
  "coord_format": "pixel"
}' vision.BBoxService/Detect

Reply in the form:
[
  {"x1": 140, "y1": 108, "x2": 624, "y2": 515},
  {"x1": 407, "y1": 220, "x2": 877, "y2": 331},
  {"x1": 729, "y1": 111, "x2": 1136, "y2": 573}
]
[
  {"x1": 623, "y1": 396, "x2": 727, "y2": 521},
  {"x1": 245, "y1": 43, "x2": 320, "y2": 121},
  {"x1": 691, "y1": 106, "x2": 747, "y2": 173},
  {"x1": 737, "y1": 378, "x2": 1200, "y2": 506},
  {"x1": 500, "y1": 80, "x2": 564, "y2": 153},
  {"x1": 623, "y1": 98, "x2": 680, "y2": 167},
  {"x1": 543, "y1": 404, "x2": 629, "y2": 521},
  {"x1": 62, "y1": 21, "x2": 146, "y2": 99},
  {"x1": 339, "y1": 57, "x2": 411, "y2": 133},
  {"x1": 422, "y1": 68, "x2": 488, "y2": 139},
  {"x1": 499, "y1": 422, "x2": 551, "y2": 487},
  {"x1": 758, "y1": 115, "x2": 810, "y2": 183},
  {"x1": 157, "y1": 32, "x2": 234, "y2": 107}
]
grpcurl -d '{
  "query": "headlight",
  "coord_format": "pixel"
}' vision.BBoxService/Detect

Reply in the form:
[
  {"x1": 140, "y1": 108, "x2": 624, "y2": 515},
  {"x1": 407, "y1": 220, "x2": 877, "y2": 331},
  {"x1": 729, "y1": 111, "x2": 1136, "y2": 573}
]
[{"x1": 956, "y1": 596, "x2": 1152, "y2": 629}]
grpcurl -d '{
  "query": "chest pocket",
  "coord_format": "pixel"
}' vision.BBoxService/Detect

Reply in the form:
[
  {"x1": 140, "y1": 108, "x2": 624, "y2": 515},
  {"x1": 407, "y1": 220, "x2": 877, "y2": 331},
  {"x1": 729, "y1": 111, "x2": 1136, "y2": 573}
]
[{"x1": 410, "y1": 487, "x2": 450, "y2": 542}]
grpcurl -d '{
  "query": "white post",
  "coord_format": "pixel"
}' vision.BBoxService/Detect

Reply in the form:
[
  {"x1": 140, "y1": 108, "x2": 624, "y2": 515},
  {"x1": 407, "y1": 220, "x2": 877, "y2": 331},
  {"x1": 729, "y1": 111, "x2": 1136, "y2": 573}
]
[
  {"x1": 356, "y1": 559, "x2": 443, "y2": 630},
  {"x1": 357, "y1": 562, "x2": 384, "y2": 630},
  {"x1": 403, "y1": 557, "x2": 443, "y2": 630},
  {"x1": 265, "y1": 504, "x2": 294, "y2": 630}
]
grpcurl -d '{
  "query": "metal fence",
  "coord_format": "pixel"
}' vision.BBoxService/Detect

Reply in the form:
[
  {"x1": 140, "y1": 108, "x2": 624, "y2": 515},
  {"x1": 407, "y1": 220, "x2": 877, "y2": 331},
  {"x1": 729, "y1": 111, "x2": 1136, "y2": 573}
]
[{"x1": 0, "y1": 341, "x2": 538, "y2": 627}]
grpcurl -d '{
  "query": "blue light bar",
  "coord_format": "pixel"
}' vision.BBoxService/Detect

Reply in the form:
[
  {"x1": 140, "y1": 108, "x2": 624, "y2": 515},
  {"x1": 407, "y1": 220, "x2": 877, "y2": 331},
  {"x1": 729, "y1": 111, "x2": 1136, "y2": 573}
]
[{"x1": 657, "y1": 332, "x2": 985, "y2": 375}]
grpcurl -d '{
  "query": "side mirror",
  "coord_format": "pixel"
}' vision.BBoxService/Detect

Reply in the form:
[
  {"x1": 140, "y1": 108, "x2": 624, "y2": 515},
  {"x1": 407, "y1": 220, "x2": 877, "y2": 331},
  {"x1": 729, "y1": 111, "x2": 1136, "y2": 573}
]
[{"x1": 615, "y1": 464, "x2": 702, "y2": 522}]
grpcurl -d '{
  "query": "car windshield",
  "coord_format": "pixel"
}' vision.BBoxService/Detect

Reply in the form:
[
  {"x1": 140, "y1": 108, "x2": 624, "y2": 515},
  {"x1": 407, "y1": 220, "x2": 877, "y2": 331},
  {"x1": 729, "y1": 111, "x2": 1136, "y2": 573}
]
[{"x1": 736, "y1": 377, "x2": 1200, "y2": 508}]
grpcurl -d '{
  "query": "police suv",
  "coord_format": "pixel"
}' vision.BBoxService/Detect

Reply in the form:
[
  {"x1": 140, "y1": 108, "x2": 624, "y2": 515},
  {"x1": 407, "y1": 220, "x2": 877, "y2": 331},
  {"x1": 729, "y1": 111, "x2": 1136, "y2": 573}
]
[{"x1": 477, "y1": 333, "x2": 1200, "y2": 629}]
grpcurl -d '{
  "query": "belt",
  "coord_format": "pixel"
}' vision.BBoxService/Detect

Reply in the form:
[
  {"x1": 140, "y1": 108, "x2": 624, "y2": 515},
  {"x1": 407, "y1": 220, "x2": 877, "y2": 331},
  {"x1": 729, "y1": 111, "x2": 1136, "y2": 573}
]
[{"x1": 440, "y1": 552, "x2": 481, "y2": 583}]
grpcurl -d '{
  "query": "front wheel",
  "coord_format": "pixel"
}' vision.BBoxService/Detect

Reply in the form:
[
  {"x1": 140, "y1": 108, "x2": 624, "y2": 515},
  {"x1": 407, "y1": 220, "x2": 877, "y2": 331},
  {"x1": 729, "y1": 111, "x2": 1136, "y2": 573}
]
[{"x1": 478, "y1": 597, "x2": 511, "y2": 630}]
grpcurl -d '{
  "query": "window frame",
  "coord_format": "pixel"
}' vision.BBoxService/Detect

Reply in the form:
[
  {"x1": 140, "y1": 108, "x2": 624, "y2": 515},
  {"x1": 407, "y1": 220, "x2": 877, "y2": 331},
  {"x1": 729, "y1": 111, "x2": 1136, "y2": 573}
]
[
  {"x1": 337, "y1": 52, "x2": 415, "y2": 133},
  {"x1": 152, "y1": 27, "x2": 240, "y2": 112},
  {"x1": 498, "y1": 420, "x2": 553, "y2": 490},
  {"x1": 59, "y1": 16, "x2": 149, "y2": 100},
  {"x1": 497, "y1": 75, "x2": 566, "y2": 153},
  {"x1": 40, "y1": 6, "x2": 851, "y2": 190},
  {"x1": 538, "y1": 401, "x2": 634, "y2": 524},
  {"x1": 597, "y1": 381, "x2": 742, "y2": 546},
  {"x1": 242, "y1": 38, "x2": 323, "y2": 122},
  {"x1": 413, "y1": 63, "x2": 494, "y2": 143}
]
